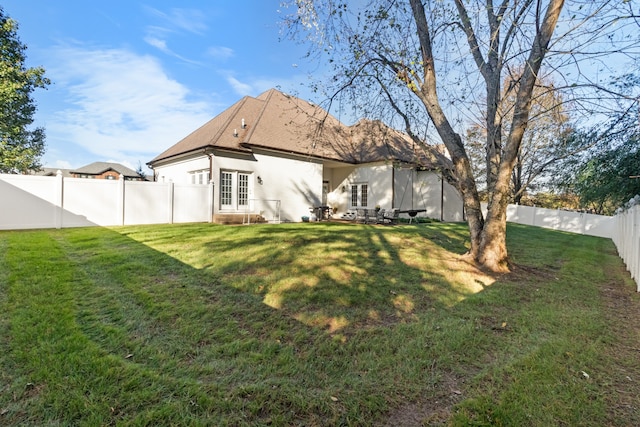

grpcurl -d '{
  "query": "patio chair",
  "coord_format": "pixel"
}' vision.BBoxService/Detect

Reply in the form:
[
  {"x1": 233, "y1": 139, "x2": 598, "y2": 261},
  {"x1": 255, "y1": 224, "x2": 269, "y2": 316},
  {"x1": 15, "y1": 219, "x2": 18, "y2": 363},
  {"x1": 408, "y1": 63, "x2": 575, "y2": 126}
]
[
  {"x1": 383, "y1": 208, "x2": 399, "y2": 225},
  {"x1": 355, "y1": 208, "x2": 367, "y2": 223},
  {"x1": 366, "y1": 208, "x2": 378, "y2": 224}
]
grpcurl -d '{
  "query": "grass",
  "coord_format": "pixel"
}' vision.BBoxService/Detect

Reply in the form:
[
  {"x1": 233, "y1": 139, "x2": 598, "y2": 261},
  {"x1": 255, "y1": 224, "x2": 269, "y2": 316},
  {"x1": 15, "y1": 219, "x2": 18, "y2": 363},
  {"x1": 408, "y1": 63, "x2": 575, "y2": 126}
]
[{"x1": 0, "y1": 221, "x2": 638, "y2": 426}]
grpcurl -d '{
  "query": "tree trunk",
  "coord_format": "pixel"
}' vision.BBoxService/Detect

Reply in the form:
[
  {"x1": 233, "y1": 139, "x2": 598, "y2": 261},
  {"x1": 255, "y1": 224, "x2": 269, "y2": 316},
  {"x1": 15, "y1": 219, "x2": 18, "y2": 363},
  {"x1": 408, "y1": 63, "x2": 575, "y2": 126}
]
[
  {"x1": 409, "y1": 0, "x2": 564, "y2": 272},
  {"x1": 477, "y1": 170, "x2": 512, "y2": 272},
  {"x1": 472, "y1": 0, "x2": 565, "y2": 272}
]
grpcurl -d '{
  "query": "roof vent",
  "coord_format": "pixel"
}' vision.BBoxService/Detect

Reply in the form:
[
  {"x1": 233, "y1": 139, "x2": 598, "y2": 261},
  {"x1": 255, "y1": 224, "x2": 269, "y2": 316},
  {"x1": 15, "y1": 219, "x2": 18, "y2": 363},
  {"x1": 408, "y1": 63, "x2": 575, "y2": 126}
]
[
  {"x1": 233, "y1": 129, "x2": 238, "y2": 137},
  {"x1": 241, "y1": 118, "x2": 246, "y2": 129}
]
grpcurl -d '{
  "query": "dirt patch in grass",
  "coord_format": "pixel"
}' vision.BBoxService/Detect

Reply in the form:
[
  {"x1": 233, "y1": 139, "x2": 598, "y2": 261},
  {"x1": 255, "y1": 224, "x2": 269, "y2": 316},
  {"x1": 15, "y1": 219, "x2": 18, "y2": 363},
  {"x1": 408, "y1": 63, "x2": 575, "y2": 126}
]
[
  {"x1": 599, "y1": 266, "x2": 640, "y2": 426},
  {"x1": 378, "y1": 372, "x2": 465, "y2": 426}
]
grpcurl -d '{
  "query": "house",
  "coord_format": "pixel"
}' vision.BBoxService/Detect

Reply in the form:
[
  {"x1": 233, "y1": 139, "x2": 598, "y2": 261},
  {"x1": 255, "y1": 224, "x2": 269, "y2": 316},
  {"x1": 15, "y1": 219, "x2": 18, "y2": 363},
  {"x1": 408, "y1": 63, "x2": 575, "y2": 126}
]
[
  {"x1": 70, "y1": 162, "x2": 146, "y2": 181},
  {"x1": 147, "y1": 88, "x2": 464, "y2": 224}
]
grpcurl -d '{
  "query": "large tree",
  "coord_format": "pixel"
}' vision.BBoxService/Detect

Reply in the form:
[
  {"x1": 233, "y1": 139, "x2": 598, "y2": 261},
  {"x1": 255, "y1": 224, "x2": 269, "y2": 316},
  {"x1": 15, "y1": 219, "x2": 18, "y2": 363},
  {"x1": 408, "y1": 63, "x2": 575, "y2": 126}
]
[
  {"x1": 555, "y1": 100, "x2": 640, "y2": 215},
  {"x1": 0, "y1": 6, "x2": 49, "y2": 174},
  {"x1": 465, "y1": 73, "x2": 574, "y2": 204},
  {"x1": 282, "y1": 0, "x2": 639, "y2": 271}
]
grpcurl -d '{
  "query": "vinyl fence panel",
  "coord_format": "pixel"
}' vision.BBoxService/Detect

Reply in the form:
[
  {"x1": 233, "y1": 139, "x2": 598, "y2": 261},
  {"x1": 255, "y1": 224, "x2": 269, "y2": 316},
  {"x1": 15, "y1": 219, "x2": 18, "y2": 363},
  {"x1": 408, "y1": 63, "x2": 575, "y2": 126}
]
[
  {"x1": 0, "y1": 172, "x2": 213, "y2": 229},
  {"x1": 0, "y1": 174, "x2": 59, "y2": 229},
  {"x1": 613, "y1": 204, "x2": 640, "y2": 291}
]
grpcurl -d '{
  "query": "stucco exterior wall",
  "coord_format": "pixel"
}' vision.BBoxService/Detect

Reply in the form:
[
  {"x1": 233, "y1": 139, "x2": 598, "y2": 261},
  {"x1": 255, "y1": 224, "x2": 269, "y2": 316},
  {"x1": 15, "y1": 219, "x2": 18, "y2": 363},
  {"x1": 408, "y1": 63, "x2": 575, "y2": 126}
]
[
  {"x1": 394, "y1": 169, "x2": 464, "y2": 221},
  {"x1": 214, "y1": 151, "x2": 323, "y2": 222},
  {"x1": 323, "y1": 163, "x2": 394, "y2": 214},
  {"x1": 152, "y1": 150, "x2": 325, "y2": 222},
  {"x1": 151, "y1": 153, "x2": 466, "y2": 223},
  {"x1": 153, "y1": 155, "x2": 210, "y2": 184}
]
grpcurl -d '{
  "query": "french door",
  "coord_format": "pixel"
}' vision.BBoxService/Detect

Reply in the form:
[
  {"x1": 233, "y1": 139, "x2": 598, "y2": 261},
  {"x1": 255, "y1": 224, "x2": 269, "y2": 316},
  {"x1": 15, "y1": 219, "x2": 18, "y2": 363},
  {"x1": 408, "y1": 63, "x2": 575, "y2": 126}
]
[{"x1": 220, "y1": 171, "x2": 251, "y2": 211}]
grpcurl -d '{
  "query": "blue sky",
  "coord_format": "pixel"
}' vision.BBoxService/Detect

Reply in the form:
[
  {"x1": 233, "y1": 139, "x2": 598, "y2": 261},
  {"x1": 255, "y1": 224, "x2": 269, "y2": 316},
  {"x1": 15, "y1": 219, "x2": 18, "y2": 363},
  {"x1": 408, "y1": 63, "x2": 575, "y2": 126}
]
[{"x1": 3, "y1": 1, "x2": 322, "y2": 172}]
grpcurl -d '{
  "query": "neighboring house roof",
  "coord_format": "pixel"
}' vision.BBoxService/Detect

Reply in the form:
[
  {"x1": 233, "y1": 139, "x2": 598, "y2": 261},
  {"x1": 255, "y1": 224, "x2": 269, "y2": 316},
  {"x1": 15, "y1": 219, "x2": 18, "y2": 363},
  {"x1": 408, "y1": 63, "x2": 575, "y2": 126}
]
[
  {"x1": 31, "y1": 168, "x2": 73, "y2": 177},
  {"x1": 71, "y1": 162, "x2": 141, "y2": 178},
  {"x1": 148, "y1": 88, "x2": 436, "y2": 168}
]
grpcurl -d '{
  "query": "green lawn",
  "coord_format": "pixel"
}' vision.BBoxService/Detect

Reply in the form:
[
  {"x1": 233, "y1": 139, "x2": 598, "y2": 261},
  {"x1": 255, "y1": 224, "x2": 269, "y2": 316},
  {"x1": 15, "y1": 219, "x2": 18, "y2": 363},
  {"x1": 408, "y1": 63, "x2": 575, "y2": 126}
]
[{"x1": 1, "y1": 222, "x2": 638, "y2": 426}]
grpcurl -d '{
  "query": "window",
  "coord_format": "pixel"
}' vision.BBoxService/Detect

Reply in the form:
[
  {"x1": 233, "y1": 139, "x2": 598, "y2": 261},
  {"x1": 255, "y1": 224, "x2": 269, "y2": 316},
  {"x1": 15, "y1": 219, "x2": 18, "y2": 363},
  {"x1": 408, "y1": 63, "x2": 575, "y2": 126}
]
[
  {"x1": 350, "y1": 183, "x2": 369, "y2": 208},
  {"x1": 361, "y1": 184, "x2": 368, "y2": 206},
  {"x1": 221, "y1": 171, "x2": 233, "y2": 207},
  {"x1": 238, "y1": 173, "x2": 248, "y2": 206},
  {"x1": 190, "y1": 169, "x2": 210, "y2": 185},
  {"x1": 220, "y1": 171, "x2": 252, "y2": 211}
]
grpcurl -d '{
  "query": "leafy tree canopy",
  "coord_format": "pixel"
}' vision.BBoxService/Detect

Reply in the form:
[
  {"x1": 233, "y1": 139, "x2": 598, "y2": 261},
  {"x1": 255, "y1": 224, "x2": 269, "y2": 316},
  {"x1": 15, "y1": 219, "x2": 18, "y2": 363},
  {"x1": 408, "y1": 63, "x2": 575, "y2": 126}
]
[
  {"x1": 0, "y1": 6, "x2": 50, "y2": 174},
  {"x1": 555, "y1": 103, "x2": 640, "y2": 215}
]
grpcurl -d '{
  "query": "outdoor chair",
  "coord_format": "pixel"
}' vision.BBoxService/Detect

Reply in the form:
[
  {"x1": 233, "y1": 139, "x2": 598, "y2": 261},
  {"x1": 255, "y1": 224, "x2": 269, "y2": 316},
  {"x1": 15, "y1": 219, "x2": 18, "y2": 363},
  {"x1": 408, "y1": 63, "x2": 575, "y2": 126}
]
[
  {"x1": 383, "y1": 208, "x2": 399, "y2": 225},
  {"x1": 355, "y1": 208, "x2": 367, "y2": 223},
  {"x1": 366, "y1": 208, "x2": 378, "y2": 224}
]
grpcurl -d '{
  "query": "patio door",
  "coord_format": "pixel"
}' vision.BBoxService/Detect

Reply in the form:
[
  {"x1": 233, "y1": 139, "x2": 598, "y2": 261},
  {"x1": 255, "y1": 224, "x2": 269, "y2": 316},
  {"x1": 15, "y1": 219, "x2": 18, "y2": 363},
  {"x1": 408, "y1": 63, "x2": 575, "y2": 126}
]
[{"x1": 220, "y1": 171, "x2": 251, "y2": 211}]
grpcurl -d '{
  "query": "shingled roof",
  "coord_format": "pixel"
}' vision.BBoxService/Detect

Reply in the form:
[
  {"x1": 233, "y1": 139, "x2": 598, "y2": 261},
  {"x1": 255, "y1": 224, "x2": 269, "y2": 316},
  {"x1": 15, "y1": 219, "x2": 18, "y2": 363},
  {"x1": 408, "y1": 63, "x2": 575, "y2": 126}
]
[
  {"x1": 149, "y1": 88, "x2": 431, "y2": 167},
  {"x1": 71, "y1": 162, "x2": 140, "y2": 178}
]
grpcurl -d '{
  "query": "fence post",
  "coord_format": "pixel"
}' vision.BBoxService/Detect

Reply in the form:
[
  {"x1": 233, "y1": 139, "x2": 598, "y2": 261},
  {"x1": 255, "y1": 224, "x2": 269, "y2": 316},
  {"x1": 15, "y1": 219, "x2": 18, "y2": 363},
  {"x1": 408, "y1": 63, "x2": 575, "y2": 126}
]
[
  {"x1": 118, "y1": 174, "x2": 125, "y2": 226},
  {"x1": 168, "y1": 181, "x2": 175, "y2": 224},
  {"x1": 54, "y1": 170, "x2": 64, "y2": 229},
  {"x1": 630, "y1": 205, "x2": 640, "y2": 292},
  {"x1": 208, "y1": 180, "x2": 215, "y2": 223}
]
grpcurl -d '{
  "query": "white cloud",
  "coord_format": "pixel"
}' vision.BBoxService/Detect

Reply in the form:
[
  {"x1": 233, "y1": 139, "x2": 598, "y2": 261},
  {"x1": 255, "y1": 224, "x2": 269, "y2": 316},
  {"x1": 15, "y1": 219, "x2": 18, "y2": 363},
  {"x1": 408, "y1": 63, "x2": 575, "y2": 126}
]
[
  {"x1": 223, "y1": 72, "x2": 312, "y2": 100},
  {"x1": 207, "y1": 46, "x2": 234, "y2": 60},
  {"x1": 226, "y1": 76, "x2": 254, "y2": 97},
  {"x1": 47, "y1": 45, "x2": 214, "y2": 163},
  {"x1": 143, "y1": 36, "x2": 168, "y2": 52},
  {"x1": 144, "y1": 6, "x2": 208, "y2": 35}
]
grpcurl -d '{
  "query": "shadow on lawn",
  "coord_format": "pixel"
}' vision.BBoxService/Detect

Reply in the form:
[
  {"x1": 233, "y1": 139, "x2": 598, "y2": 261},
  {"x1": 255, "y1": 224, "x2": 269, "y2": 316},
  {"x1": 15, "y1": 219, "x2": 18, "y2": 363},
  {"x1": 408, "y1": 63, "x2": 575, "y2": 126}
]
[{"x1": 175, "y1": 222, "x2": 497, "y2": 336}]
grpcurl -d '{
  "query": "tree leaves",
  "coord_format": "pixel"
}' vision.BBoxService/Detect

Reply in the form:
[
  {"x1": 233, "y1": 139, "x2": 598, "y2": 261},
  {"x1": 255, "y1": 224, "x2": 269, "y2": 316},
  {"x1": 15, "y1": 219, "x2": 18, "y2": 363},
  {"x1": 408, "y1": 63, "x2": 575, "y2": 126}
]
[{"x1": 0, "y1": 6, "x2": 49, "y2": 174}]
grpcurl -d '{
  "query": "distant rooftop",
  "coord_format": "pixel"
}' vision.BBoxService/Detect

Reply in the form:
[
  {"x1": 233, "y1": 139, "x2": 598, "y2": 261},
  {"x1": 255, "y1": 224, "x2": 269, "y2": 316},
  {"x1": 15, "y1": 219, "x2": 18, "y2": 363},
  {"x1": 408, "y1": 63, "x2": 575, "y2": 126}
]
[{"x1": 71, "y1": 162, "x2": 141, "y2": 178}]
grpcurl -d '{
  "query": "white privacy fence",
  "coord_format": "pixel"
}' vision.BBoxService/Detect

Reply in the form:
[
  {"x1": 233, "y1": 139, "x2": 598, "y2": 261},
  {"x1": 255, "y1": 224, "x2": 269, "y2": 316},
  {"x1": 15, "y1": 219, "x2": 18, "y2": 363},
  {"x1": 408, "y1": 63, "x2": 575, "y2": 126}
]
[
  {"x1": 611, "y1": 201, "x2": 640, "y2": 292},
  {"x1": 503, "y1": 204, "x2": 614, "y2": 238},
  {"x1": 502, "y1": 202, "x2": 639, "y2": 292},
  {"x1": 0, "y1": 172, "x2": 214, "y2": 230}
]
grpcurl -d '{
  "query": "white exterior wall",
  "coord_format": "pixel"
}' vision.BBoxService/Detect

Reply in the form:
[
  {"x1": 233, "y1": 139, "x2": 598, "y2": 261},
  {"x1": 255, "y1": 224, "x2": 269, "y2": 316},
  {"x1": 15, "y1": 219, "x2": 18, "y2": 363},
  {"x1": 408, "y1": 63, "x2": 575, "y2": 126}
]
[
  {"x1": 153, "y1": 155, "x2": 210, "y2": 184},
  {"x1": 415, "y1": 171, "x2": 442, "y2": 219},
  {"x1": 154, "y1": 151, "x2": 325, "y2": 222},
  {"x1": 325, "y1": 163, "x2": 394, "y2": 213},
  {"x1": 213, "y1": 151, "x2": 323, "y2": 222},
  {"x1": 395, "y1": 169, "x2": 464, "y2": 222},
  {"x1": 442, "y1": 178, "x2": 464, "y2": 222}
]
